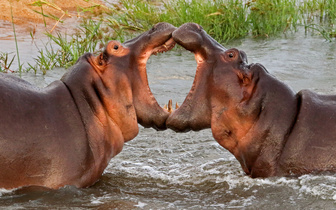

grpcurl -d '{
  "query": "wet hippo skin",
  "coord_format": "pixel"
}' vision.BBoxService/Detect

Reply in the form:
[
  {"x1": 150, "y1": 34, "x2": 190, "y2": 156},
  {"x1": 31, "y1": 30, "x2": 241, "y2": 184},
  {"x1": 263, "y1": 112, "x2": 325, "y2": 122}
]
[
  {"x1": 0, "y1": 22, "x2": 176, "y2": 189},
  {"x1": 167, "y1": 22, "x2": 336, "y2": 177}
]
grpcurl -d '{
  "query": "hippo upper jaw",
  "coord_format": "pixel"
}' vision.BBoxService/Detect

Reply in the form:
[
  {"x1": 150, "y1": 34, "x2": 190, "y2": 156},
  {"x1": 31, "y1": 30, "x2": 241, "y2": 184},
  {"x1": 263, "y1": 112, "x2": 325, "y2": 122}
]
[{"x1": 172, "y1": 23, "x2": 226, "y2": 63}]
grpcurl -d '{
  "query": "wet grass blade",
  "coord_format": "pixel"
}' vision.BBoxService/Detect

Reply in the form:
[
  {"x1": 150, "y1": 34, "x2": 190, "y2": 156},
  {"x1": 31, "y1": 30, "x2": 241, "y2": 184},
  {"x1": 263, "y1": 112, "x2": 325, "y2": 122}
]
[{"x1": 9, "y1": 2, "x2": 22, "y2": 75}]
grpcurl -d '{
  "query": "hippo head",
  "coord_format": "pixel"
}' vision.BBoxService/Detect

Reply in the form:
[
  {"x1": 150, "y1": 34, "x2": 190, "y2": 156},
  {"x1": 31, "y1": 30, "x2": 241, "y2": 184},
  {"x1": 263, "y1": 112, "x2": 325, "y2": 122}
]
[
  {"x1": 62, "y1": 22, "x2": 176, "y2": 144},
  {"x1": 167, "y1": 23, "x2": 259, "y2": 135}
]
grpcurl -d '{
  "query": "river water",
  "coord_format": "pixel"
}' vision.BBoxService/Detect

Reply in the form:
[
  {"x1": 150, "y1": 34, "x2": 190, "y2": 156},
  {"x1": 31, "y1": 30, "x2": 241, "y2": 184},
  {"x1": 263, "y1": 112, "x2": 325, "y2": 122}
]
[{"x1": 0, "y1": 29, "x2": 336, "y2": 209}]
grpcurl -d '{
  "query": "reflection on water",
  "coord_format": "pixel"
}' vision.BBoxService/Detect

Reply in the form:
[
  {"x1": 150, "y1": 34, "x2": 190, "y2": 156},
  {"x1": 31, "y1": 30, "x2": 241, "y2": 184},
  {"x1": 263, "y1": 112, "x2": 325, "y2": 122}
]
[{"x1": 0, "y1": 31, "x2": 336, "y2": 209}]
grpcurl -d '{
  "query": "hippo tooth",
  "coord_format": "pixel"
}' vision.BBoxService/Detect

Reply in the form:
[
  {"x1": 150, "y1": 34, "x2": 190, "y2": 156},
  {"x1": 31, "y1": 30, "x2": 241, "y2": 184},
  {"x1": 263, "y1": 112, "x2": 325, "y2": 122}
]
[
  {"x1": 168, "y1": 99, "x2": 173, "y2": 113},
  {"x1": 163, "y1": 104, "x2": 168, "y2": 111},
  {"x1": 162, "y1": 44, "x2": 168, "y2": 50},
  {"x1": 175, "y1": 102, "x2": 179, "y2": 109}
]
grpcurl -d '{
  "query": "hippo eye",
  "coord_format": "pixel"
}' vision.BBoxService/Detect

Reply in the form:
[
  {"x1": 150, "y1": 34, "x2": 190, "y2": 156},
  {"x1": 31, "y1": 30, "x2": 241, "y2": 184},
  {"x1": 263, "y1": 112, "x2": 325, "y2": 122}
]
[
  {"x1": 113, "y1": 45, "x2": 119, "y2": 50},
  {"x1": 229, "y1": 53, "x2": 234, "y2": 58}
]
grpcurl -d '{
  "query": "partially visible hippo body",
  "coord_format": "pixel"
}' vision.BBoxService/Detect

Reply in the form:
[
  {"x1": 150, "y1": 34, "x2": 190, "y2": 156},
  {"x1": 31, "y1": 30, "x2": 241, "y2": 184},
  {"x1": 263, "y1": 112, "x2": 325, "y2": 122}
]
[
  {"x1": 167, "y1": 22, "x2": 336, "y2": 177},
  {"x1": 0, "y1": 22, "x2": 176, "y2": 189}
]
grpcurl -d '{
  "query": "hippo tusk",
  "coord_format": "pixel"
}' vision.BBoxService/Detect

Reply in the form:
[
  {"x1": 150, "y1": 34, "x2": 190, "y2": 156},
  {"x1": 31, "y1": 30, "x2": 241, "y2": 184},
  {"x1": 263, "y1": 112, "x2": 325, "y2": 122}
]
[
  {"x1": 164, "y1": 100, "x2": 179, "y2": 113},
  {"x1": 163, "y1": 99, "x2": 174, "y2": 113},
  {"x1": 168, "y1": 99, "x2": 173, "y2": 113}
]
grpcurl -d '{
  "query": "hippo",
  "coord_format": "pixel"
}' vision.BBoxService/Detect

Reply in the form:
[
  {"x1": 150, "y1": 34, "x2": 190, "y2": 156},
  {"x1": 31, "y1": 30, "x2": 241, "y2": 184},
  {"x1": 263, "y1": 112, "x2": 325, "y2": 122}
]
[
  {"x1": 167, "y1": 22, "x2": 336, "y2": 178},
  {"x1": 0, "y1": 22, "x2": 175, "y2": 190}
]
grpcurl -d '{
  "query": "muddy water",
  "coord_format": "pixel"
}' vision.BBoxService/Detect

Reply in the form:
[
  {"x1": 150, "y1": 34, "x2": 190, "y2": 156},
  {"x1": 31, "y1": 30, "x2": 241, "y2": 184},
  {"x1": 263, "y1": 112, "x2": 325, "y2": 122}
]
[{"x1": 1, "y1": 31, "x2": 336, "y2": 209}]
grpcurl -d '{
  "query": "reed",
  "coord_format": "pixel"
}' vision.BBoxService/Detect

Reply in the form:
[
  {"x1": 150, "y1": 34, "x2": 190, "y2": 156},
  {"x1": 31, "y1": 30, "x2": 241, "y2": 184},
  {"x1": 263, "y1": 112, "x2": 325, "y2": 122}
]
[
  {"x1": 299, "y1": 0, "x2": 336, "y2": 38},
  {"x1": 106, "y1": 0, "x2": 249, "y2": 42},
  {"x1": 26, "y1": 19, "x2": 104, "y2": 73},
  {"x1": 0, "y1": 53, "x2": 15, "y2": 73},
  {"x1": 159, "y1": 0, "x2": 249, "y2": 42},
  {"x1": 9, "y1": 2, "x2": 23, "y2": 76},
  {"x1": 27, "y1": 45, "x2": 57, "y2": 75},
  {"x1": 109, "y1": 0, "x2": 335, "y2": 40},
  {"x1": 30, "y1": 0, "x2": 68, "y2": 28},
  {"x1": 247, "y1": 0, "x2": 300, "y2": 37}
]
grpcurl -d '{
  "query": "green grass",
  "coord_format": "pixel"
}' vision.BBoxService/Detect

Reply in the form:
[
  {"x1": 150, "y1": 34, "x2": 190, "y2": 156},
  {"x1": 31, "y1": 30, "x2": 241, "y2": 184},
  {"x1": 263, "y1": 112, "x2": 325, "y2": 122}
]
[
  {"x1": 299, "y1": 0, "x2": 336, "y2": 40},
  {"x1": 2, "y1": 0, "x2": 336, "y2": 74},
  {"x1": 0, "y1": 53, "x2": 15, "y2": 73},
  {"x1": 107, "y1": 0, "x2": 336, "y2": 41},
  {"x1": 9, "y1": 2, "x2": 23, "y2": 75},
  {"x1": 159, "y1": 0, "x2": 249, "y2": 42},
  {"x1": 247, "y1": 0, "x2": 300, "y2": 37},
  {"x1": 26, "y1": 19, "x2": 104, "y2": 74}
]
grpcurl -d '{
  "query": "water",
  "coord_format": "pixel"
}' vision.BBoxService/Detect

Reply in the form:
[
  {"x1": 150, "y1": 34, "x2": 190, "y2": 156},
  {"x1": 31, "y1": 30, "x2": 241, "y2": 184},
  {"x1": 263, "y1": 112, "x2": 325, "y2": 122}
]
[{"x1": 1, "y1": 31, "x2": 336, "y2": 209}]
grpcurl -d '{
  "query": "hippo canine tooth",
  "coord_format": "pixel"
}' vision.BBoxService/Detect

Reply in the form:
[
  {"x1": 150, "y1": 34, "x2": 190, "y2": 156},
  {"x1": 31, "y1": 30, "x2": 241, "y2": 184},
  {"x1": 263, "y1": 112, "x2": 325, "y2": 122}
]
[
  {"x1": 168, "y1": 99, "x2": 173, "y2": 113},
  {"x1": 163, "y1": 100, "x2": 177, "y2": 113}
]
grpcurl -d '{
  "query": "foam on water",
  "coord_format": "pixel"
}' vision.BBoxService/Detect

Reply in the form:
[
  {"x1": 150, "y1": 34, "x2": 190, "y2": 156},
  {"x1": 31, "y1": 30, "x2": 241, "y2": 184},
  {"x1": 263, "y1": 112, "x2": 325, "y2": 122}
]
[{"x1": 0, "y1": 189, "x2": 15, "y2": 196}]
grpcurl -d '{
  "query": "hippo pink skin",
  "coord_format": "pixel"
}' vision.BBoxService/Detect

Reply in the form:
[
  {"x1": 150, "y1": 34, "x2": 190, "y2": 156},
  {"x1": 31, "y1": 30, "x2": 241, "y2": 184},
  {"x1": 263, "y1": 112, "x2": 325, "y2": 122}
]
[
  {"x1": 167, "y1": 22, "x2": 336, "y2": 177},
  {"x1": 0, "y1": 22, "x2": 175, "y2": 190}
]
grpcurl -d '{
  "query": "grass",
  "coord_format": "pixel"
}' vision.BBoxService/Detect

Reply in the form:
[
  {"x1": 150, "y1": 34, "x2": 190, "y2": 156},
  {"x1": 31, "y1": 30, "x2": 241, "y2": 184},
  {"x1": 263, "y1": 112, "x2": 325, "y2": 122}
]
[
  {"x1": 159, "y1": 0, "x2": 250, "y2": 42},
  {"x1": 299, "y1": 0, "x2": 336, "y2": 40},
  {"x1": 26, "y1": 19, "x2": 104, "y2": 74},
  {"x1": 29, "y1": 0, "x2": 68, "y2": 29},
  {"x1": 9, "y1": 1, "x2": 22, "y2": 76},
  {"x1": 2, "y1": 0, "x2": 336, "y2": 74},
  {"x1": 105, "y1": 0, "x2": 336, "y2": 42},
  {"x1": 247, "y1": 0, "x2": 300, "y2": 37},
  {"x1": 0, "y1": 53, "x2": 15, "y2": 73}
]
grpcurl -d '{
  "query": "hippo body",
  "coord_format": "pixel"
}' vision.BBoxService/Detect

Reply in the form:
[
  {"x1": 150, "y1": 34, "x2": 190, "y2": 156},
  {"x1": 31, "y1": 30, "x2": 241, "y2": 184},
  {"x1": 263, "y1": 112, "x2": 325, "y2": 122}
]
[
  {"x1": 167, "y1": 22, "x2": 336, "y2": 177},
  {"x1": 0, "y1": 22, "x2": 175, "y2": 189},
  {"x1": 0, "y1": 74, "x2": 93, "y2": 189}
]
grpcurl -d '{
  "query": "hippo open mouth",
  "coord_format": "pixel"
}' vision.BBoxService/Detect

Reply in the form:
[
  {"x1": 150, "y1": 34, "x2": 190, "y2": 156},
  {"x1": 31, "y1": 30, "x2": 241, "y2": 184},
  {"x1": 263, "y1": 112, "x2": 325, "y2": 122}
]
[
  {"x1": 122, "y1": 22, "x2": 176, "y2": 130},
  {"x1": 165, "y1": 23, "x2": 226, "y2": 132},
  {"x1": 166, "y1": 23, "x2": 250, "y2": 132}
]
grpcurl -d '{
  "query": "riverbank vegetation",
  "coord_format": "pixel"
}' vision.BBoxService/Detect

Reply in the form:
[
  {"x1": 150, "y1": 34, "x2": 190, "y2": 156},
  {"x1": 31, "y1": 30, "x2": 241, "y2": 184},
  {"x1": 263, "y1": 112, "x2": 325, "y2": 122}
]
[{"x1": 1, "y1": 0, "x2": 336, "y2": 73}]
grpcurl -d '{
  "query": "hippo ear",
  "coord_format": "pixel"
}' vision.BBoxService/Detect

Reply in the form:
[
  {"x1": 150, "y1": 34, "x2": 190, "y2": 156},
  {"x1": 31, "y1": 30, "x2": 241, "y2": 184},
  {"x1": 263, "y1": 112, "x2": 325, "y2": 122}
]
[
  {"x1": 236, "y1": 71, "x2": 252, "y2": 86},
  {"x1": 236, "y1": 70, "x2": 255, "y2": 102},
  {"x1": 91, "y1": 53, "x2": 106, "y2": 72}
]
